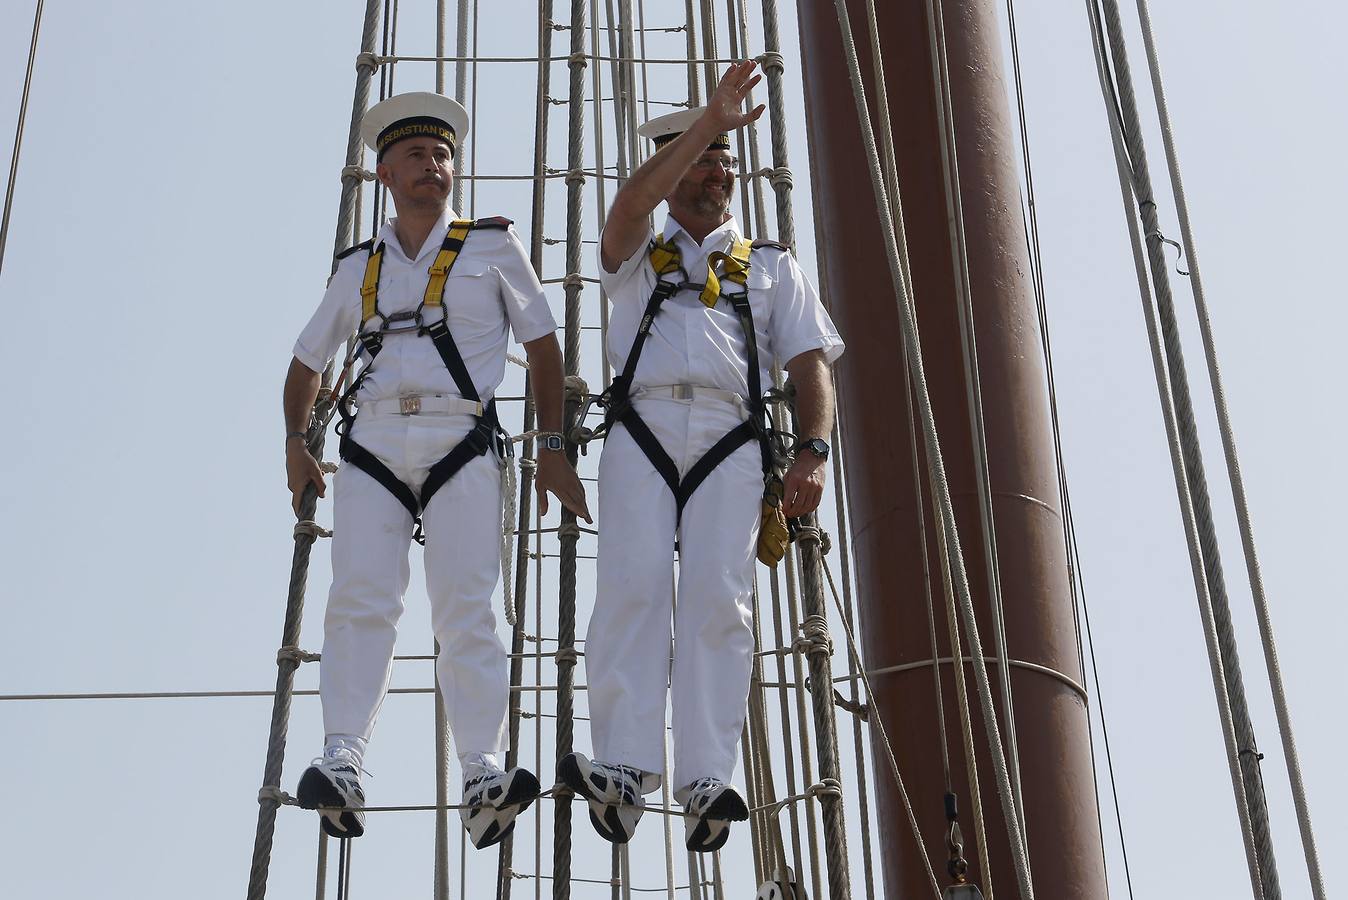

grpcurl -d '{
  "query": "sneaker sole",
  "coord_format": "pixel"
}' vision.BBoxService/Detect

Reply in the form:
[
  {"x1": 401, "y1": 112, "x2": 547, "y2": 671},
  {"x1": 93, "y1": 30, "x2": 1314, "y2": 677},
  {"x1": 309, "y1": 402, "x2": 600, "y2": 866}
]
[
  {"x1": 296, "y1": 768, "x2": 365, "y2": 839},
  {"x1": 684, "y1": 786, "x2": 748, "y2": 853},
  {"x1": 559, "y1": 754, "x2": 639, "y2": 844}
]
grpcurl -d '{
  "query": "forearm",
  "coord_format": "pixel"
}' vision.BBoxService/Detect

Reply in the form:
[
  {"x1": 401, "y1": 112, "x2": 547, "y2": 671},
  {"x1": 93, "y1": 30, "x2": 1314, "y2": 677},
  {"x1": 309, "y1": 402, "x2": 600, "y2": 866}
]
[
  {"x1": 786, "y1": 350, "x2": 835, "y2": 443},
  {"x1": 522, "y1": 334, "x2": 565, "y2": 433},
  {"x1": 283, "y1": 357, "x2": 322, "y2": 435}
]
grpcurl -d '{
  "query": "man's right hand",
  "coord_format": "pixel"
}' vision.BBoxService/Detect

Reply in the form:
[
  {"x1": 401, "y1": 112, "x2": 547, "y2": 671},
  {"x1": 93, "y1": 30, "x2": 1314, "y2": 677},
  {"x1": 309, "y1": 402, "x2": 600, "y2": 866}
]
[
  {"x1": 702, "y1": 60, "x2": 765, "y2": 134},
  {"x1": 286, "y1": 438, "x2": 327, "y2": 516}
]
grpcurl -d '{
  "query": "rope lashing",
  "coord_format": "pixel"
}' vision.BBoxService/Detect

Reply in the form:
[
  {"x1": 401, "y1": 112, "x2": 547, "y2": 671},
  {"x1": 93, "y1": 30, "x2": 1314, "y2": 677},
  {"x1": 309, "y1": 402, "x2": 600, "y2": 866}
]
[
  {"x1": 354, "y1": 51, "x2": 381, "y2": 72},
  {"x1": 555, "y1": 521, "x2": 583, "y2": 540},
  {"x1": 792, "y1": 615, "x2": 834, "y2": 658},
  {"x1": 258, "y1": 785, "x2": 297, "y2": 806},
  {"x1": 341, "y1": 165, "x2": 377, "y2": 183},
  {"x1": 757, "y1": 51, "x2": 785, "y2": 73},
  {"x1": 276, "y1": 646, "x2": 321, "y2": 665},
  {"x1": 553, "y1": 647, "x2": 580, "y2": 667},
  {"x1": 293, "y1": 521, "x2": 333, "y2": 539}
]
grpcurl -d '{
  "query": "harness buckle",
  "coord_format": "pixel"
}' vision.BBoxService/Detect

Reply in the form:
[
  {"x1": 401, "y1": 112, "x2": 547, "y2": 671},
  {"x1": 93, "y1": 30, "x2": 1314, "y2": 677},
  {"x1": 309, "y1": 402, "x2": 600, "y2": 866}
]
[
  {"x1": 670, "y1": 384, "x2": 694, "y2": 401},
  {"x1": 398, "y1": 395, "x2": 422, "y2": 415},
  {"x1": 465, "y1": 421, "x2": 494, "y2": 455}
]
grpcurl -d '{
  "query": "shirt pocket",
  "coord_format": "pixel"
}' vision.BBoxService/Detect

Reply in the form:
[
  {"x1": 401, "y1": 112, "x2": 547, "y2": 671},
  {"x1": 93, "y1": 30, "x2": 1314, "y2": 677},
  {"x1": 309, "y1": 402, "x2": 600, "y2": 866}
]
[{"x1": 441, "y1": 261, "x2": 501, "y2": 338}]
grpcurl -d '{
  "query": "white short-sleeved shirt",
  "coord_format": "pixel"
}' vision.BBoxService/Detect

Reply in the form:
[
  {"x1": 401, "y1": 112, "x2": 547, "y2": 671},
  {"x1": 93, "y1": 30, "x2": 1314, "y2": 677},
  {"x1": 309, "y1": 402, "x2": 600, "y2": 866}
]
[
  {"x1": 599, "y1": 215, "x2": 843, "y2": 399},
  {"x1": 294, "y1": 208, "x2": 557, "y2": 403}
]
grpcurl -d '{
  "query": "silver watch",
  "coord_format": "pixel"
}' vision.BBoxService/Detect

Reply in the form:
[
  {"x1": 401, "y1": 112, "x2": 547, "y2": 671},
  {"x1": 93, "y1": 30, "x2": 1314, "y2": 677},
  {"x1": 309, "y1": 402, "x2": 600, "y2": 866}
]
[{"x1": 538, "y1": 432, "x2": 565, "y2": 452}]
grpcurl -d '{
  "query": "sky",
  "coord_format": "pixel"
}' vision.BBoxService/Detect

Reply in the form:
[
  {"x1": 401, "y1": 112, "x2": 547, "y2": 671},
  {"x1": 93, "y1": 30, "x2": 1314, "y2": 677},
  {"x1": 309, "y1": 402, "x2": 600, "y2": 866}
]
[{"x1": 0, "y1": 1, "x2": 1343, "y2": 899}]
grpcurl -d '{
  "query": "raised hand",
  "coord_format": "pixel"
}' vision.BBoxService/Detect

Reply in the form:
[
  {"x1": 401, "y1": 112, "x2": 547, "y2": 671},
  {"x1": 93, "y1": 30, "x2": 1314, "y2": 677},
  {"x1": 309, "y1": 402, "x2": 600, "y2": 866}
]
[{"x1": 703, "y1": 60, "x2": 766, "y2": 133}]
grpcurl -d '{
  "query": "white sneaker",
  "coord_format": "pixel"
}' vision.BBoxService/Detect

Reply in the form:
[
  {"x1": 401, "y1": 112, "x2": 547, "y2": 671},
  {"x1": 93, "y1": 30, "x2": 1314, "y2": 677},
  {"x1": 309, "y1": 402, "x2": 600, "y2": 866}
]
[
  {"x1": 296, "y1": 749, "x2": 367, "y2": 839},
  {"x1": 460, "y1": 765, "x2": 541, "y2": 849},
  {"x1": 675, "y1": 777, "x2": 748, "y2": 853},
  {"x1": 557, "y1": 752, "x2": 647, "y2": 844}
]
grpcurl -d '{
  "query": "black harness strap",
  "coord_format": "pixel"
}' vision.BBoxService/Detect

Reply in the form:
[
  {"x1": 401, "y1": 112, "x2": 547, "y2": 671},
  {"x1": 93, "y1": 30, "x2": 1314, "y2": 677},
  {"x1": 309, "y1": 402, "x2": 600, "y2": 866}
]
[
  {"x1": 335, "y1": 218, "x2": 510, "y2": 542},
  {"x1": 601, "y1": 245, "x2": 771, "y2": 525}
]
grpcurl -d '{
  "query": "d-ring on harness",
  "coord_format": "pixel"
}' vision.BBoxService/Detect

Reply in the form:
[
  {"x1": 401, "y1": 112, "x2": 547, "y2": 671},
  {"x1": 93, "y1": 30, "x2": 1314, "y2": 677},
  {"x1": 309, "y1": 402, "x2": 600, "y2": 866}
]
[{"x1": 335, "y1": 217, "x2": 513, "y2": 544}]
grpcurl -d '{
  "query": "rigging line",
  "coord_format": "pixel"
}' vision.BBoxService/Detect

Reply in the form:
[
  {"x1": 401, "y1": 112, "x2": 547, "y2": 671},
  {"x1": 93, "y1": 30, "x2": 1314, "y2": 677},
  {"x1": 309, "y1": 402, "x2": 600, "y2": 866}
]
[
  {"x1": 923, "y1": 0, "x2": 1028, "y2": 850},
  {"x1": 1083, "y1": 3, "x2": 1265, "y2": 895},
  {"x1": 470, "y1": 0, "x2": 480, "y2": 219},
  {"x1": 1134, "y1": 0, "x2": 1325, "y2": 893},
  {"x1": 1097, "y1": 0, "x2": 1285, "y2": 895},
  {"x1": 0, "y1": 0, "x2": 43, "y2": 278},
  {"x1": 828, "y1": 0, "x2": 1036, "y2": 894},
  {"x1": 1001, "y1": 0, "x2": 1129, "y2": 893}
]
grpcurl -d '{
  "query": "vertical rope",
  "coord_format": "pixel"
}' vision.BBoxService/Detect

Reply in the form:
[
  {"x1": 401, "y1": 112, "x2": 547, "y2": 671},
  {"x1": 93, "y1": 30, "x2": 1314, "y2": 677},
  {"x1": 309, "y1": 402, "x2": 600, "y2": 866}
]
[
  {"x1": 0, "y1": 0, "x2": 43, "y2": 277},
  {"x1": 919, "y1": 0, "x2": 1026, "y2": 841},
  {"x1": 246, "y1": 7, "x2": 383, "y2": 899},
  {"x1": 1095, "y1": 1, "x2": 1279, "y2": 894},
  {"x1": 553, "y1": 0, "x2": 590, "y2": 893},
  {"x1": 683, "y1": 0, "x2": 701, "y2": 105},
  {"x1": 1134, "y1": 1, "x2": 1324, "y2": 894},
  {"x1": 698, "y1": 0, "x2": 719, "y2": 98},
  {"x1": 825, "y1": 0, "x2": 1036, "y2": 893},
  {"x1": 1083, "y1": 4, "x2": 1263, "y2": 895}
]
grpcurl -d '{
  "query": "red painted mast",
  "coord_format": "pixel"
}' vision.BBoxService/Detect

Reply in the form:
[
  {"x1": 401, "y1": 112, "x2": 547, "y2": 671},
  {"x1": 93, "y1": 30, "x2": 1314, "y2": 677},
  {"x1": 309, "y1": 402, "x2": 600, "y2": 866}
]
[{"x1": 794, "y1": 1, "x2": 1109, "y2": 897}]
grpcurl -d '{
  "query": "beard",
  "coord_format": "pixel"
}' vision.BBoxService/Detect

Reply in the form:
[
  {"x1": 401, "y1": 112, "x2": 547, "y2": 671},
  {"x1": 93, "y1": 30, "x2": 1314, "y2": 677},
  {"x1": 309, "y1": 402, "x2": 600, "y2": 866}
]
[{"x1": 680, "y1": 177, "x2": 734, "y2": 218}]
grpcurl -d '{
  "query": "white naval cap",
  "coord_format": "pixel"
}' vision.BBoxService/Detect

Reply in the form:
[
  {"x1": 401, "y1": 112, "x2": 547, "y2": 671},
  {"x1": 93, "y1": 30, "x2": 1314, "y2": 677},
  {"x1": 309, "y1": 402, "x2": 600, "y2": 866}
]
[
  {"x1": 360, "y1": 91, "x2": 470, "y2": 159},
  {"x1": 636, "y1": 106, "x2": 732, "y2": 150}
]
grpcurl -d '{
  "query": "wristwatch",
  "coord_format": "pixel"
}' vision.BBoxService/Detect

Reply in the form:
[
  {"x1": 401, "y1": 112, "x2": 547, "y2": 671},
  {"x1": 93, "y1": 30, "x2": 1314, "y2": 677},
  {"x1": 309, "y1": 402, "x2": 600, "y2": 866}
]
[
  {"x1": 796, "y1": 437, "x2": 830, "y2": 461},
  {"x1": 538, "y1": 432, "x2": 565, "y2": 452}
]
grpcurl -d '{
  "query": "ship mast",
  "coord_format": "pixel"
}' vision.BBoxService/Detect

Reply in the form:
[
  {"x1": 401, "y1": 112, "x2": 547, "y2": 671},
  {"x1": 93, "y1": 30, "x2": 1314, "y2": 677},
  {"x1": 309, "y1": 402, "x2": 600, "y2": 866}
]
[{"x1": 795, "y1": 0, "x2": 1109, "y2": 896}]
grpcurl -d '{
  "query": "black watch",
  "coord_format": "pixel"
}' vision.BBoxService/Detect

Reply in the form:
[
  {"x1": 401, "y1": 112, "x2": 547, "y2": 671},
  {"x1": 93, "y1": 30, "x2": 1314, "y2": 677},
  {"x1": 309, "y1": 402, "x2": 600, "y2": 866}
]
[{"x1": 796, "y1": 437, "x2": 830, "y2": 461}]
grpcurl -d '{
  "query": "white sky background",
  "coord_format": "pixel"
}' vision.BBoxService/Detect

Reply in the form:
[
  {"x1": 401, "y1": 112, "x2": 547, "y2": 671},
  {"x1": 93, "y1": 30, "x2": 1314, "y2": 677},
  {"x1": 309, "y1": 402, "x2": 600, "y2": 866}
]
[{"x1": 0, "y1": 1, "x2": 1342, "y2": 899}]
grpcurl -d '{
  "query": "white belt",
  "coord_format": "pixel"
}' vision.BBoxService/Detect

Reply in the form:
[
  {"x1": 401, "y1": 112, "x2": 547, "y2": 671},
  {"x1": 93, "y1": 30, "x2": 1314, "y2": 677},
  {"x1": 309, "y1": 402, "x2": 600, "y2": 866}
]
[
  {"x1": 633, "y1": 383, "x2": 746, "y2": 410},
  {"x1": 359, "y1": 394, "x2": 484, "y2": 417}
]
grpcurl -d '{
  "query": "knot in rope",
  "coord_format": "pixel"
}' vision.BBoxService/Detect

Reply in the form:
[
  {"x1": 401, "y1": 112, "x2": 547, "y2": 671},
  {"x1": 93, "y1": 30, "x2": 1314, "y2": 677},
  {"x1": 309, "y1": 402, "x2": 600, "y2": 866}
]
[
  {"x1": 293, "y1": 520, "x2": 333, "y2": 539},
  {"x1": 258, "y1": 785, "x2": 296, "y2": 806},
  {"x1": 833, "y1": 689, "x2": 868, "y2": 720},
  {"x1": 757, "y1": 51, "x2": 785, "y2": 73},
  {"x1": 277, "y1": 646, "x2": 321, "y2": 666},
  {"x1": 319, "y1": 461, "x2": 339, "y2": 474},
  {"x1": 794, "y1": 525, "x2": 826, "y2": 552},
  {"x1": 518, "y1": 457, "x2": 538, "y2": 474},
  {"x1": 567, "y1": 50, "x2": 588, "y2": 69},
  {"x1": 554, "y1": 647, "x2": 579, "y2": 667},
  {"x1": 768, "y1": 166, "x2": 794, "y2": 189},
  {"x1": 805, "y1": 778, "x2": 843, "y2": 802},
  {"x1": 562, "y1": 271, "x2": 587, "y2": 288},
  {"x1": 556, "y1": 521, "x2": 583, "y2": 540},
  {"x1": 341, "y1": 165, "x2": 376, "y2": 183},
  {"x1": 792, "y1": 615, "x2": 834, "y2": 658},
  {"x1": 354, "y1": 52, "x2": 381, "y2": 72}
]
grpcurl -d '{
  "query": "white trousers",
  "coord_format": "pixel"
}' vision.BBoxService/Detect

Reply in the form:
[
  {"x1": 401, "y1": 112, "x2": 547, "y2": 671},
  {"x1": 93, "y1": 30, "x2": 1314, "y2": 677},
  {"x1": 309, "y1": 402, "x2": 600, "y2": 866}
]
[
  {"x1": 587, "y1": 397, "x2": 762, "y2": 791},
  {"x1": 320, "y1": 412, "x2": 508, "y2": 756}
]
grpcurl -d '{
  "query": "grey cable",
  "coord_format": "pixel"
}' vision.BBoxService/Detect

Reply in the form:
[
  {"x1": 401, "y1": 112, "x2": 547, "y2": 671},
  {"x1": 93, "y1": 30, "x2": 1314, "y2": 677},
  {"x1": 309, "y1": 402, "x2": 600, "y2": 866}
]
[
  {"x1": 0, "y1": 0, "x2": 43, "y2": 278},
  {"x1": 1095, "y1": 1, "x2": 1279, "y2": 894},
  {"x1": 1083, "y1": 3, "x2": 1264, "y2": 894},
  {"x1": 1132, "y1": 1, "x2": 1324, "y2": 894}
]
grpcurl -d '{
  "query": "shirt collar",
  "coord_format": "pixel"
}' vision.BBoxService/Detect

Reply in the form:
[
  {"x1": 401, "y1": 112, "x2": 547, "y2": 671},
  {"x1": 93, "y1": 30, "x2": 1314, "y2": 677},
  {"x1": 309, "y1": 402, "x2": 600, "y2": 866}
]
[
  {"x1": 661, "y1": 213, "x2": 742, "y2": 254},
  {"x1": 380, "y1": 206, "x2": 461, "y2": 263}
]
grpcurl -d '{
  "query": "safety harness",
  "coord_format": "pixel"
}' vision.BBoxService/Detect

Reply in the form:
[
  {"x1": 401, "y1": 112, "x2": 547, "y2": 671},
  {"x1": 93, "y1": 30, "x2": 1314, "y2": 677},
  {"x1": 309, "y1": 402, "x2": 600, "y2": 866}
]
[
  {"x1": 597, "y1": 234, "x2": 787, "y2": 525},
  {"x1": 335, "y1": 217, "x2": 512, "y2": 542}
]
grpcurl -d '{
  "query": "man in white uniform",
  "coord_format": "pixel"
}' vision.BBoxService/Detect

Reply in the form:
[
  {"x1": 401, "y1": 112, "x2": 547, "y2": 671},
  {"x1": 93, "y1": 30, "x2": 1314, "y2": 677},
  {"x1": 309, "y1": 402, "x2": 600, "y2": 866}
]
[
  {"x1": 559, "y1": 62, "x2": 843, "y2": 852},
  {"x1": 283, "y1": 92, "x2": 590, "y2": 848}
]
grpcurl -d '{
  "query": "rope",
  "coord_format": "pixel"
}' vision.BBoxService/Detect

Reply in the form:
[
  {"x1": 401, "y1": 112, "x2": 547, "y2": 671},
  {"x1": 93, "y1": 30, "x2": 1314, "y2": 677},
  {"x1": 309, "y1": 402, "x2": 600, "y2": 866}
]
[
  {"x1": 245, "y1": 6, "x2": 382, "y2": 899},
  {"x1": 1088, "y1": 2, "x2": 1273, "y2": 895},
  {"x1": 827, "y1": 0, "x2": 1036, "y2": 894},
  {"x1": 1133, "y1": 0, "x2": 1324, "y2": 894},
  {"x1": 0, "y1": 0, "x2": 44, "y2": 278}
]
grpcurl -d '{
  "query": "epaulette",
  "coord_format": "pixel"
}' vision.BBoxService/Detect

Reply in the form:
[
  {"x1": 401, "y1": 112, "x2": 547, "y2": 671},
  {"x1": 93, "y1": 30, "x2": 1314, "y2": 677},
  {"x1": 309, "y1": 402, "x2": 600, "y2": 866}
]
[
  {"x1": 335, "y1": 237, "x2": 375, "y2": 260},
  {"x1": 751, "y1": 238, "x2": 791, "y2": 252},
  {"x1": 472, "y1": 216, "x2": 513, "y2": 230}
]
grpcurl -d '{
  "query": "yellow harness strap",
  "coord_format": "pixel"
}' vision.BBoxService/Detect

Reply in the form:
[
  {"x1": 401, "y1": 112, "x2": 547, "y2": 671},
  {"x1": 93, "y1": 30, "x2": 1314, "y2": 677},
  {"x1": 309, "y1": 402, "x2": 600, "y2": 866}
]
[
  {"x1": 423, "y1": 219, "x2": 474, "y2": 308},
  {"x1": 360, "y1": 244, "x2": 385, "y2": 323},
  {"x1": 701, "y1": 236, "x2": 754, "y2": 307},
  {"x1": 647, "y1": 235, "x2": 756, "y2": 308}
]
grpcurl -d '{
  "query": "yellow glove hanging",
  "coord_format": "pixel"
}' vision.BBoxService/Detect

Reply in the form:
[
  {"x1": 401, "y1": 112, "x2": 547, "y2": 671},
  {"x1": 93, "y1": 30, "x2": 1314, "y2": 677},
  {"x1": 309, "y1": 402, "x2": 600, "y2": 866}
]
[{"x1": 757, "y1": 478, "x2": 791, "y2": 567}]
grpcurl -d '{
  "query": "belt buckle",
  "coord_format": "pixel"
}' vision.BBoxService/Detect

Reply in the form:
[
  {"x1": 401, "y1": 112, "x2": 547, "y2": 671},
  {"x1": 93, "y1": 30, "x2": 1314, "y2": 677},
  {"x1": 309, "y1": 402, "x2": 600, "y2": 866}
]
[
  {"x1": 398, "y1": 395, "x2": 422, "y2": 415},
  {"x1": 671, "y1": 384, "x2": 694, "y2": 401}
]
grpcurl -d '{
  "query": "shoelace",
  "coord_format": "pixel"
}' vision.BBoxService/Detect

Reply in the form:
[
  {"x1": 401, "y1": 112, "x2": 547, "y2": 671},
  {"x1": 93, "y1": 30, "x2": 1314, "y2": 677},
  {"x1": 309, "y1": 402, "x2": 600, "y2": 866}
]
[{"x1": 310, "y1": 753, "x2": 373, "y2": 780}]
